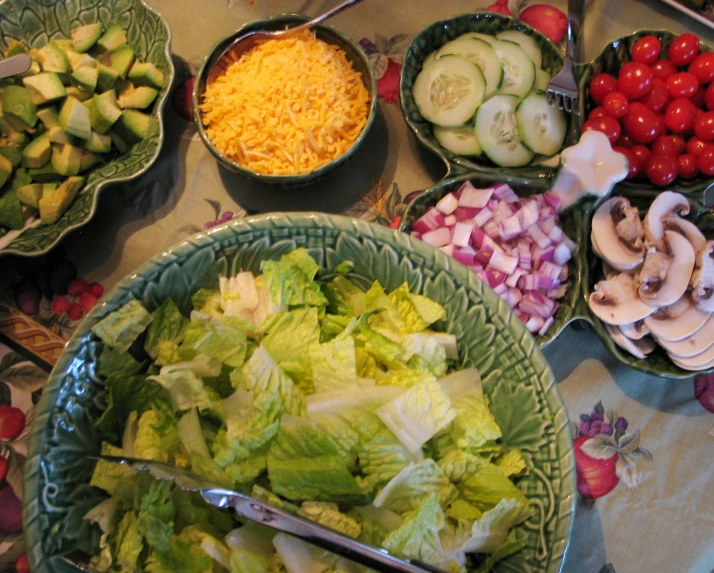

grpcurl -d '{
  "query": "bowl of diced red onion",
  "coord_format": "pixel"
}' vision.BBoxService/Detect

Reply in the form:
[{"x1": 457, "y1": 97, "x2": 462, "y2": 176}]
[{"x1": 400, "y1": 174, "x2": 583, "y2": 347}]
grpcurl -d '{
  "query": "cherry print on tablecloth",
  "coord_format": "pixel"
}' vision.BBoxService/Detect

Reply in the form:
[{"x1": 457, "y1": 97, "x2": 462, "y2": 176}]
[
  {"x1": 485, "y1": 0, "x2": 568, "y2": 44},
  {"x1": 694, "y1": 374, "x2": 714, "y2": 413},
  {"x1": 359, "y1": 34, "x2": 408, "y2": 104}
]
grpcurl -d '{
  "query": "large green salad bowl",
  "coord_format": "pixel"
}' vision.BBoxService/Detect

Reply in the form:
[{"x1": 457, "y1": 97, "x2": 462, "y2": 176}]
[{"x1": 24, "y1": 213, "x2": 575, "y2": 573}]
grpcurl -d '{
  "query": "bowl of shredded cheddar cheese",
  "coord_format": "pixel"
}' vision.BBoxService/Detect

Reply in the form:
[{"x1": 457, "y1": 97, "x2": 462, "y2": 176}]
[{"x1": 193, "y1": 14, "x2": 377, "y2": 185}]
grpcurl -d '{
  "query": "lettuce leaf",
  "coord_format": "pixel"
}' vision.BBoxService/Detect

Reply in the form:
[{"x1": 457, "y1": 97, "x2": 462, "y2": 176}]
[
  {"x1": 92, "y1": 299, "x2": 153, "y2": 352},
  {"x1": 262, "y1": 249, "x2": 327, "y2": 308},
  {"x1": 297, "y1": 502, "x2": 361, "y2": 538},
  {"x1": 373, "y1": 459, "x2": 457, "y2": 513},
  {"x1": 310, "y1": 337, "x2": 357, "y2": 393},
  {"x1": 382, "y1": 493, "x2": 445, "y2": 564},
  {"x1": 136, "y1": 480, "x2": 175, "y2": 554},
  {"x1": 144, "y1": 299, "x2": 189, "y2": 360}
]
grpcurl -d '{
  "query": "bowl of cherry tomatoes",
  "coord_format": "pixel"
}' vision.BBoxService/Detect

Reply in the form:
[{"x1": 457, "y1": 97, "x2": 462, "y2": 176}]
[{"x1": 579, "y1": 30, "x2": 714, "y2": 195}]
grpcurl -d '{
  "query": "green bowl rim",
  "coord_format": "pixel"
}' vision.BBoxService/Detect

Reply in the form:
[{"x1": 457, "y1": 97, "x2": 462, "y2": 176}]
[
  {"x1": 24, "y1": 212, "x2": 576, "y2": 573},
  {"x1": 0, "y1": 0, "x2": 175, "y2": 258},
  {"x1": 192, "y1": 14, "x2": 378, "y2": 185}
]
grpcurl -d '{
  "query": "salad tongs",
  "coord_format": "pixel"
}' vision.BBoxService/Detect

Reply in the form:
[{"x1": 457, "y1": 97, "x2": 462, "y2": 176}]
[{"x1": 94, "y1": 455, "x2": 445, "y2": 573}]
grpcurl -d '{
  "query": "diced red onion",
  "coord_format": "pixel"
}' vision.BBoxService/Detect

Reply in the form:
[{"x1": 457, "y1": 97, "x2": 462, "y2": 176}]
[
  {"x1": 553, "y1": 243, "x2": 572, "y2": 265},
  {"x1": 444, "y1": 214, "x2": 457, "y2": 226},
  {"x1": 505, "y1": 268, "x2": 526, "y2": 288},
  {"x1": 473, "y1": 207, "x2": 494, "y2": 228},
  {"x1": 436, "y1": 193, "x2": 459, "y2": 215},
  {"x1": 543, "y1": 191, "x2": 562, "y2": 211},
  {"x1": 439, "y1": 244, "x2": 455, "y2": 256},
  {"x1": 488, "y1": 251, "x2": 518, "y2": 275},
  {"x1": 422, "y1": 227, "x2": 451, "y2": 248},
  {"x1": 453, "y1": 249, "x2": 475, "y2": 266},
  {"x1": 452, "y1": 222, "x2": 473, "y2": 247},
  {"x1": 458, "y1": 184, "x2": 493, "y2": 208}
]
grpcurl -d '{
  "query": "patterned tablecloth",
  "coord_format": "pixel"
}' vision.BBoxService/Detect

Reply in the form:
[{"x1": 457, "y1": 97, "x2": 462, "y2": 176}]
[{"x1": 1, "y1": 0, "x2": 714, "y2": 571}]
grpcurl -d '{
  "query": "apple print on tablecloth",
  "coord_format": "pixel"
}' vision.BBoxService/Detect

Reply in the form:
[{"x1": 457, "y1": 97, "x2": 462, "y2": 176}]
[
  {"x1": 485, "y1": 0, "x2": 568, "y2": 44},
  {"x1": 572, "y1": 402, "x2": 653, "y2": 499},
  {"x1": 359, "y1": 35, "x2": 409, "y2": 104}
]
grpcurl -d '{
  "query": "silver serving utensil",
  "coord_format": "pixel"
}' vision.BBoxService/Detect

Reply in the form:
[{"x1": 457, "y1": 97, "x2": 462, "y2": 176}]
[
  {"x1": 0, "y1": 54, "x2": 32, "y2": 79},
  {"x1": 93, "y1": 454, "x2": 444, "y2": 573},
  {"x1": 206, "y1": 0, "x2": 367, "y2": 85},
  {"x1": 545, "y1": 0, "x2": 584, "y2": 114}
]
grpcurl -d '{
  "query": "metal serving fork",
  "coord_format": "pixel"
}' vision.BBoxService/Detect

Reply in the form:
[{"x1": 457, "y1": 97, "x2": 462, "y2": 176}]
[{"x1": 546, "y1": 0, "x2": 585, "y2": 114}]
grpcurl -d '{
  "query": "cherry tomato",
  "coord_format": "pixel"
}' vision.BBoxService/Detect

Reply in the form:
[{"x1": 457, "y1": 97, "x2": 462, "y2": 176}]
[
  {"x1": 631, "y1": 144, "x2": 653, "y2": 175},
  {"x1": 654, "y1": 113, "x2": 667, "y2": 137},
  {"x1": 582, "y1": 116, "x2": 621, "y2": 144},
  {"x1": 691, "y1": 86, "x2": 706, "y2": 109},
  {"x1": 668, "y1": 33, "x2": 700, "y2": 66},
  {"x1": 651, "y1": 135, "x2": 679, "y2": 155},
  {"x1": 695, "y1": 111, "x2": 714, "y2": 141},
  {"x1": 590, "y1": 73, "x2": 618, "y2": 105},
  {"x1": 0, "y1": 406, "x2": 25, "y2": 441},
  {"x1": 617, "y1": 132, "x2": 637, "y2": 147},
  {"x1": 589, "y1": 105, "x2": 608, "y2": 119},
  {"x1": 697, "y1": 144, "x2": 714, "y2": 175},
  {"x1": 665, "y1": 98, "x2": 698, "y2": 133},
  {"x1": 603, "y1": 91, "x2": 629, "y2": 118},
  {"x1": 651, "y1": 59, "x2": 678, "y2": 81},
  {"x1": 646, "y1": 154, "x2": 679, "y2": 186},
  {"x1": 641, "y1": 78, "x2": 669, "y2": 113},
  {"x1": 689, "y1": 51, "x2": 714, "y2": 84},
  {"x1": 706, "y1": 82, "x2": 714, "y2": 110},
  {"x1": 666, "y1": 72, "x2": 700, "y2": 99},
  {"x1": 617, "y1": 62, "x2": 653, "y2": 100},
  {"x1": 678, "y1": 153, "x2": 699, "y2": 178},
  {"x1": 623, "y1": 102, "x2": 659, "y2": 143},
  {"x1": 687, "y1": 135, "x2": 707, "y2": 155},
  {"x1": 671, "y1": 134, "x2": 687, "y2": 153},
  {"x1": 613, "y1": 146, "x2": 640, "y2": 178},
  {"x1": 632, "y1": 35, "x2": 662, "y2": 65}
]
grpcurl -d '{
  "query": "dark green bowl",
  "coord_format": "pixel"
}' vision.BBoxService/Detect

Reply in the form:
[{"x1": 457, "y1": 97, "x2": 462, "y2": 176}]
[
  {"x1": 193, "y1": 14, "x2": 377, "y2": 187},
  {"x1": 399, "y1": 12, "x2": 575, "y2": 181}
]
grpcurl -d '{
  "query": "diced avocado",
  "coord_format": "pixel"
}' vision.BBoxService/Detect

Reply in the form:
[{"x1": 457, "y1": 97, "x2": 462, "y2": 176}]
[
  {"x1": 0, "y1": 154, "x2": 13, "y2": 188},
  {"x1": 0, "y1": 189, "x2": 23, "y2": 229},
  {"x1": 66, "y1": 50, "x2": 98, "y2": 72},
  {"x1": 2, "y1": 86, "x2": 38, "y2": 130},
  {"x1": 48, "y1": 125, "x2": 79, "y2": 145},
  {"x1": 96, "y1": 63, "x2": 119, "y2": 92},
  {"x1": 96, "y1": 25, "x2": 128, "y2": 52},
  {"x1": 38, "y1": 175, "x2": 84, "y2": 224},
  {"x1": 66, "y1": 86, "x2": 93, "y2": 102},
  {"x1": 83, "y1": 130, "x2": 111, "y2": 153},
  {"x1": 71, "y1": 23, "x2": 104, "y2": 53},
  {"x1": 51, "y1": 143, "x2": 82, "y2": 176},
  {"x1": 37, "y1": 107, "x2": 60, "y2": 129},
  {"x1": 28, "y1": 163, "x2": 62, "y2": 182},
  {"x1": 79, "y1": 150, "x2": 98, "y2": 171},
  {"x1": 16, "y1": 182, "x2": 44, "y2": 208},
  {"x1": 90, "y1": 92, "x2": 121, "y2": 134},
  {"x1": 34, "y1": 43, "x2": 70, "y2": 76},
  {"x1": 102, "y1": 45, "x2": 134, "y2": 77},
  {"x1": 59, "y1": 96, "x2": 91, "y2": 140},
  {"x1": 22, "y1": 73, "x2": 67, "y2": 105},
  {"x1": 72, "y1": 65, "x2": 98, "y2": 92},
  {"x1": 112, "y1": 109, "x2": 149, "y2": 145},
  {"x1": 22, "y1": 133, "x2": 51, "y2": 168},
  {"x1": 51, "y1": 38, "x2": 74, "y2": 54},
  {"x1": 0, "y1": 146, "x2": 22, "y2": 167},
  {"x1": 117, "y1": 86, "x2": 158, "y2": 109},
  {"x1": 110, "y1": 130, "x2": 128, "y2": 153},
  {"x1": 127, "y1": 61, "x2": 165, "y2": 90}
]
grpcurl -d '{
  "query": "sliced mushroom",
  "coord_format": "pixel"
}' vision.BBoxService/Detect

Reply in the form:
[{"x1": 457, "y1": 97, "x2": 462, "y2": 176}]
[
  {"x1": 591, "y1": 197, "x2": 645, "y2": 272},
  {"x1": 667, "y1": 336, "x2": 714, "y2": 370},
  {"x1": 691, "y1": 241, "x2": 714, "y2": 312},
  {"x1": 589, "y1": 272, "x2": 656, "y2": 325},
  {"x1": 644, "y1": 295, "x2": 710, "y2": 342},
  {"x1": 643, "y1": 191, "x2": 689, "y2": 247},
  {"x1": 656, "y1": 314, "x2": 714, "y2": 358},
  {"x1": 605, "y1": 324, "x2": 656, "y2": 359},
  {"x1": 665, "y1": 217, "x2": 707, "y2": 257},
  {"x1": 638, "y1": 231, "x2": 695, "y2": 307},
  {"x1": 619, "y1": 320, "x2": 649, "y2": 340}
]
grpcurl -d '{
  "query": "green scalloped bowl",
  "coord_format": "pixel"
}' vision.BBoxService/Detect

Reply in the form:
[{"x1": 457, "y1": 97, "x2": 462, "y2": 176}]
[
  {"x1": 24, "y1": 213, "x2": 575, "y2": 573},
  {"x1": 399, "y1": 173, "x2": 588, "y2": 349},
  {"x1": 193, "y1": 14, "x2": 377, "y2": 187},
  {"x1": 0, "y1": 0, "x2": 174, "y2": 257},
  {"x1": 399, "y1": 12, "x2": 577, "y2": 181}
]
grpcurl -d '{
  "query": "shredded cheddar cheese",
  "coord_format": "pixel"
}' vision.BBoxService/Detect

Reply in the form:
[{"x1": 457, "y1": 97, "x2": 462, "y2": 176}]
[{"x1": 199, "y1": 30, "x2": 370, "y2": 175}]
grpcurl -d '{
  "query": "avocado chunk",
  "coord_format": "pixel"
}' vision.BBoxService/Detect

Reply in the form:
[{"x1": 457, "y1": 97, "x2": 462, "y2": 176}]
[
  {"x1": 84, "y1": 130, "x2": 112, "y2": 153},
  {"x1": 66, "y1": 86, "x2": 93, "y2": 102},
  {"x1": 37, "y1": 107, "x2": 60, "y2": 129},
  {"x1": 2, "y1": 86, "x2": 38, "y2": 131},
  {"x1": 102, "y1": 45, "x2": 134, "y2": 77},
  {"x1": 96, "y1": 25, "x2": 128, "y2": 52},
  {"x1": 90, "y1": 92, "x2": 122, "y2": 134},
  {"x1": 0, "y1": 146, "x2": 22, "y2": 168},
  {"x1": 16, "y1": 183, "x2": 44, "y2": 208},
  {"x1": 35, "y1": 43, "x2": 70, "y2": 76},
  {"x1": 96, "y1": 63, "x2": 119, "y2": 92},
  {"x1": 22, "y1": 133, "x2": 51, "y2": 168},
  {"x1": 66, "y1": 50, "x2": 98, "y2": 72},
  {"x1": 28, "y1": 163, "x2": 62, "y2": 182},
  {"x1": 71, "y1": 23, "x2": 104, "y2": 53},
  {"x1": 38, "y1": 175, "x2": 84, "y2": 224},
  {"x1": 117, "y1": 86, "x2": 158, "y2": 109},
  {"x1": 0, "y1": 189, "x2": 23, "y2": 229},
  {"x1": 79, "y1": 150, "x2": 99, "y2": 171},
  {"x1": 59, "y1": 96, "x2": 91, "y2": 140},
  {"x1": 0, "y1": 154, "x2": 13, "y2": 188},
  {"x1": 72, "y1": 65, "x2": 98, "y2": 92},
  {"x1": 127, "y1": 61, "x2": 165, "y2": 90},
  {"x1": 112, "y1": 109, "x2": 150, "y2": 145},
  {"x1": 22, "y1": 72, "x2": 67, "y2": 105},
  {"x1": 51, "y1": 143, "x2": 82, "y2": 176}
]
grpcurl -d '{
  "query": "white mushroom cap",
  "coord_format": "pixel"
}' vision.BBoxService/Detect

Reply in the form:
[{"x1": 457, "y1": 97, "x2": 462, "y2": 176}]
[
  {"x1": 619, "y1": 321, "x2": 649, "y2": 340},
  {"x1": 643, "y1": 191, "x2": 689, "y2": 247},
  {"x1": 589, "y1": 273, "x2": 656, "y2": 325},
  {"x1": 692, "y1": 241, "x2": 714, "y2": 312},
  {"x1": 605, "y1": 324, "x2": 655, "y2": 359},
  {"x1": 591, "y1": 197, "x2": 645, "y2": 272},
  {"x1": 644, "y1": 295, "x2": 710, "y2": 342},
  {"x1": 656, "y1": 314, "x2": 714, "y2": 358},
  {"x1": 638, "y1": 231, "x2": 695, "y2": 307},
  {"x1": 665, "y1": 217, "x2": 707, "y2": 257}
]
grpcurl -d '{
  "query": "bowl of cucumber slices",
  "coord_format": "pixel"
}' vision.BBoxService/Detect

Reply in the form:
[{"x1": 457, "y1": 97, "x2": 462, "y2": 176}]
[
  {"x1": 0, "y1": 0, "x2": 173, "y2": 257},
  {"x1": 399, "y1": 12, "x2": 576, "y2": 180}
]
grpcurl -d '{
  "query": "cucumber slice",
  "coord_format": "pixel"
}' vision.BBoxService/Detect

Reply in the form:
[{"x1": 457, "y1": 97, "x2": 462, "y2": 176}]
[
  {"x1": 464, "y1": 33, "x2": 497, "y2": 46},
  {"x1": 496, "y1": 30, "x2": 543, "y2": 68},
  {"x1": 434, "y1": 124, "x2": 482, "y2": 156},
  {"x1": 436, "y1": 37, "x2": 504, "y2": 98},
  {"x1": 516, "y1": 92, "x2": 567, "y2": 156},
  {"x1": 534, "y1": 68, "x2": 551, "y2": 91},
  {"x1": 493, "y1": 40, "x2": 535, "y2": 99},
  {"x1": 475, "y1": 94, "x2": 534, "y2": 167},
  {"x1": 412, "y1": 55, "x2": 486, "y2": 127}
]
